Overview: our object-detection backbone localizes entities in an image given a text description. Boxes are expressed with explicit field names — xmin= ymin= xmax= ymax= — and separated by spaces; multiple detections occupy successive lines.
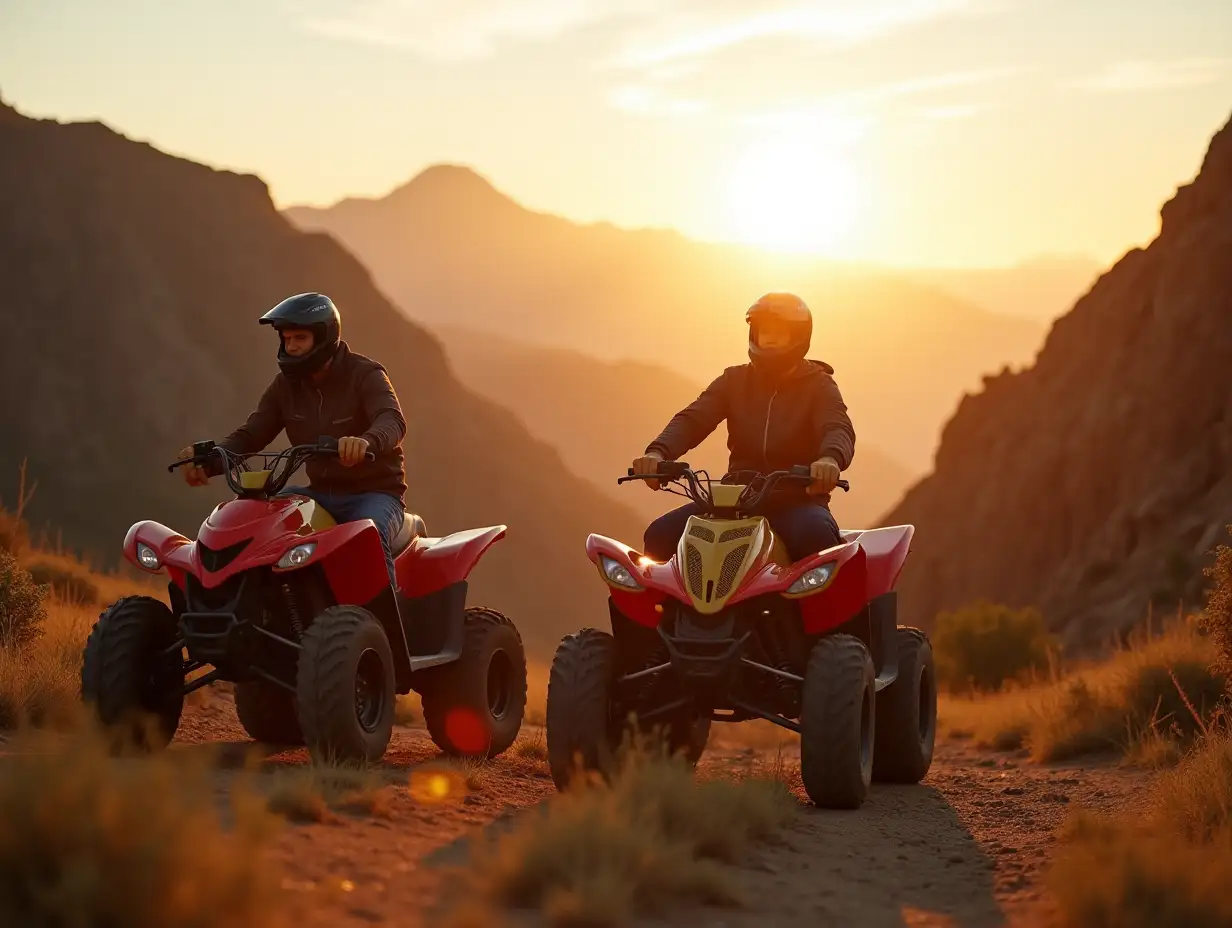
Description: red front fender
xmin=125 ymin=520 xmax=194 ymax=586
xmin=398 ymin=526 xmax=507 ymax=598
xmin=585 ymin=534 xmax=681 ymax=628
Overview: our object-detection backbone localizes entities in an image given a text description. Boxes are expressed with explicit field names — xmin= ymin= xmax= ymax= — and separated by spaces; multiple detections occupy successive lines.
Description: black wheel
xmin=545 ymin=628 xmax=620 ymax=790
xmin=800 ymin=633 xmax=876 ymax=809
xmin=642 ymin=709 xmax=711 ymax=766
xmin=80 ymin=595 xmax=185 ymax=750
xmin=296 ymin=605 xmax=395 ymax=764
xmin=421 ymin=607 xmax=527 ymax=759
xmin=234 ymin=681 xmax=304 ymax=746
xmin=872 ymin=627 xmax=937 ymax=783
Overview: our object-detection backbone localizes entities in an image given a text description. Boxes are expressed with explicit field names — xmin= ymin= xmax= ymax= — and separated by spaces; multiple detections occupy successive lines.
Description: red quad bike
xmin=545 ymin=462 xmax=936 ymax=809
xmin=80 ymin=438 xmax=528 ymax=763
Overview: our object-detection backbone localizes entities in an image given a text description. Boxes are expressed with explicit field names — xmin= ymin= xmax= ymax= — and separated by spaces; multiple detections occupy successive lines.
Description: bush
xmin=23 ymin=557 xmax=100 ymax=606
xmin=0 ymin=717 xmax=286 ymax=927
xmin=1049 ymin=732 xmax=1232 ymax=927
xmin=1200 ymin=527 xmax=1232 ymax=696
xmin=939 ymin=625 xmax=1225 ymax=762
xmin=0 ymin=509 xmax=28 ymax=556
xmin=447 ymin=740 xmax=795 ymax=926
xmin=933 ymin=600 xmax=1056 ymax=693
xmin=0 ymin=549 xmax=48 ymax=648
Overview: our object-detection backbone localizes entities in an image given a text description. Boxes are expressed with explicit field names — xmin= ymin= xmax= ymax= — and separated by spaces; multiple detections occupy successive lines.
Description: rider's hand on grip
xmin=631 ymin=452 xmax=667 ymax=490
xmin=177 ymin=445 xmax=210 ymax=488
xmin=337 ymin=436 xmax=370 ymax=467
xmin=806 ymin=456 xmax=841 ymax=496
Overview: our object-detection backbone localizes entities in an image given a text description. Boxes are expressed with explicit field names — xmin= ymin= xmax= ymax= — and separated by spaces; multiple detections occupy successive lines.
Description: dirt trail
xmin=10 ymin=697 xmax=1151 ymax=927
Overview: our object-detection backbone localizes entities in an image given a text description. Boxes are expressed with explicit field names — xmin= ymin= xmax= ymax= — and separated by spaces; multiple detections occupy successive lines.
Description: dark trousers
xmin=644 ymin=501 xmax=842 ymax=563
xmin=282 ymin=487 xmax=404 ymax=586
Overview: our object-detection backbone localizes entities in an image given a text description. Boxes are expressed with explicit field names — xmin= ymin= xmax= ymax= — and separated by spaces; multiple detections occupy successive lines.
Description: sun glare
xmin=725 ymin=138 xmax=860 ymax=254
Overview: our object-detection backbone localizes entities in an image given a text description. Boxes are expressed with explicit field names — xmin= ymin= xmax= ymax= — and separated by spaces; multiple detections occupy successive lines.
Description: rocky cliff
xmin=886 ymin=112 xmax=1232 ymax=648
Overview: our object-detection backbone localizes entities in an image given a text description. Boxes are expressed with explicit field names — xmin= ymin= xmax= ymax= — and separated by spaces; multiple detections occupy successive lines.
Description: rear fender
xmin=398 ymin=526 xmax=507 ymax=599
xmin=585 ymin=534 xmax=681 ymax=629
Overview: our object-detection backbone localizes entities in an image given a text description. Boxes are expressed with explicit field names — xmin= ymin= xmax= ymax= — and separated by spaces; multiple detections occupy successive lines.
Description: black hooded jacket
xmin=645 ymin=360 xmax=856 ymax=505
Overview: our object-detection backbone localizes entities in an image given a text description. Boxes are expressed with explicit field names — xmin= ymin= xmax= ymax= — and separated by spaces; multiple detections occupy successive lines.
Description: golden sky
xmin=3 ymin=0 xmax=1230 ymax=266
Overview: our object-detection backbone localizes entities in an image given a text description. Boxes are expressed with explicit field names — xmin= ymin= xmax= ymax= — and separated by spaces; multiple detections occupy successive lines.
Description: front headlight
xmin=277 ymin=542 xmax=317 ymax=569
xmin=135 ymin=543 xmax=161 ymax=571
xmin=786 ymin=562 xmax=836 ymax=595
xmin=600 ymin=555 xmax=643 ymax=590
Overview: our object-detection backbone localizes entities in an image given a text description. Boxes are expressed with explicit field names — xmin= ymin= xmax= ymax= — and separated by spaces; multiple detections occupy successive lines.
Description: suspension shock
xmin=281 ymin=583 xmax=304 ymax=639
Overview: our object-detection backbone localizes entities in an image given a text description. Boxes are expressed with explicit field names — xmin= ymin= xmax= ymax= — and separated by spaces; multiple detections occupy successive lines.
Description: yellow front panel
xmin=676 ymin=515 xmax=772 ymax=614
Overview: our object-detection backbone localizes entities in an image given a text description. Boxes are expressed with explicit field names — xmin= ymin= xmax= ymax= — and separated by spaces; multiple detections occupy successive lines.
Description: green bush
xmin=0 ymin=549 xmax=47 ymax=648
xmin=933 ymin=600 xmax=1055 ymax=693
xmin=23 ymin=558 xmax=100 ymax=606
xmin=1199 ymin=527 xmax=1232 ymax=697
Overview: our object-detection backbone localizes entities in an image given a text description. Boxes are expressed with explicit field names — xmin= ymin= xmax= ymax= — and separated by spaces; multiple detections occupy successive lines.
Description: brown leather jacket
xmin=646 ymin=359 xmax=855 ymax=505
xmin=216 ymin=341 xmax=407 ymax=499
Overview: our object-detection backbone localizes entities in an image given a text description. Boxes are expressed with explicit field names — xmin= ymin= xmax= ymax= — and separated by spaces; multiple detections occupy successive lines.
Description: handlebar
xmin=620 ymin=462 xmax=849 ymax=514
xmin=169 ymin=436 xmax=375 ymax=497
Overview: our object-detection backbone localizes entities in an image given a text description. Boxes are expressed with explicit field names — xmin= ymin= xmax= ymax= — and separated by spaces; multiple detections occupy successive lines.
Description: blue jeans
xmin=644 ymin=501 xmax=841 ymax=563
xmin=281 ymin=487 xmax=404 ymax=586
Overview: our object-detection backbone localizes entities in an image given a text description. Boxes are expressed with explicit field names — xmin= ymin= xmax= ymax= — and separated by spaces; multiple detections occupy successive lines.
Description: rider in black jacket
xmin=632 ymin=292 xmax=856 ymax=561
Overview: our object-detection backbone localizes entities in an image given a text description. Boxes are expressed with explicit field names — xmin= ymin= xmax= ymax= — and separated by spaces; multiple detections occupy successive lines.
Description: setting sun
xmin=725 ymin=138 xmax=861 ymax=254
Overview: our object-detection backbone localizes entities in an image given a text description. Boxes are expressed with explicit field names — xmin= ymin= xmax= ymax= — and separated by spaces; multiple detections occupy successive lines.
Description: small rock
xmin=1044 ymin=793 xmax=1071 ymax=803
xmin=977 ymin=758 xmax=997 ymax=767
xmin=1002 ymin=786 xmax=1026 ymax=796
xmin=947 ymin=854 xmax=966 ymax=864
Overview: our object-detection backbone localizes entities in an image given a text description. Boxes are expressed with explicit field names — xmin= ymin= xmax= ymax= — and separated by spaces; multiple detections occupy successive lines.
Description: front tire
xmin=234 ymin=680 xmax=305 ymax=746
xmin=872 ymin=627 xmax=936 ymax=783
xmin=80 ymin=595 xmax=185 ymax=750
xmin=421 ymin=608 xmax=528 ymax=758
xmin=800 ymin=633 xmax=876 ymax=809
xmin=545 ymin=628 xmax=619 ymax=790
xmin=296 ymin=605 xmax=396 ymax=764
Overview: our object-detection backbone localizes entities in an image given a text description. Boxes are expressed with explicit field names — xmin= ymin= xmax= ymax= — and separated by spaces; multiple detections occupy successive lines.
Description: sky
xmin=2 ymin=0 xmax=1230 ymax=267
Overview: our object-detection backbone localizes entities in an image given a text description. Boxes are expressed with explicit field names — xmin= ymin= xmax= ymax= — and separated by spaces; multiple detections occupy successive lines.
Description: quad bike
xmin=80 ymin=438 xmax=527 ymax=764
xmin=545 ymin=461 xmax=936 ymax=809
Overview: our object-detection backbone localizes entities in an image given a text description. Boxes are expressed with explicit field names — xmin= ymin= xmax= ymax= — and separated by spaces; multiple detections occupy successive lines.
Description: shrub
xmin=0 ymin=549 xmax=48 ymax=648
xmin=933 ymin=600 xmax=1056 ymax=693
xmin=1200 ymin=527 xmax=1232 ymax=696
xmin=0 ymin=717 xmax=286 ymax=927
xmin=23 ymin=557 xmax=101 ymax=606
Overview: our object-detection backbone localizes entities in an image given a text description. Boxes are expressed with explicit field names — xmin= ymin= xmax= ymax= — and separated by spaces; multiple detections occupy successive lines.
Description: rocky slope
xmin=0 ymin=95 xmax=643 ymax=653
xmin=285 ymin=168 xmax=1045 ymax=473
xmin=886 ymin=112 xmax=1232 ymax=647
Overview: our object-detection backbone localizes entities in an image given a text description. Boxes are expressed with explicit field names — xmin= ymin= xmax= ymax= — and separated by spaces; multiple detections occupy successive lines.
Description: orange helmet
xmin=746 ymin=292 xmax=812 ymax=377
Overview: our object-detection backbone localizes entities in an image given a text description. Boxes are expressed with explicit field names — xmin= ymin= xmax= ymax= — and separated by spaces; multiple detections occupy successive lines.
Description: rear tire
xmin=80 ymin=595 xmax=185 ymax=751
xmin=421 ymin=608 xmax=527 ymax=758
xmin=234 ymin=681 xmax=304 ymax=746
xmin=296 ymin=605 xmax=395 ymax=764
xmin=800 ymin=633 xmax=875 ymax=809
xmin=872 ymin=627 xmax=936 ymax=783
xmin=546 ymin=628 xmax=620 ymax=790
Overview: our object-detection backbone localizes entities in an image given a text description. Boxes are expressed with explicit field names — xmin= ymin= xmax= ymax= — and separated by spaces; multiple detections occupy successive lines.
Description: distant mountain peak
xmin=389 ymin=163 xmax=511 ymax=208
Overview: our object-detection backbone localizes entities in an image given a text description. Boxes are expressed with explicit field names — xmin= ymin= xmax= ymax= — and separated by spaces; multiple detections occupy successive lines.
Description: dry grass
xmin=1048 ymin=731 xmax=1232 ymax=927
xmin=0 ymin=715 xmax=286 ymax=926
xmin=939 ymin=623 xmax=1225 ymax=763
xmin=0 ymin=599 xmax=99 ymax=729
xmin=447 ymin=740 xmax=796 ymax=927
xmin=512 ymin=728 xmax=548 ymax=762
xmin=263 ymin=761 xmax=394 ymax=823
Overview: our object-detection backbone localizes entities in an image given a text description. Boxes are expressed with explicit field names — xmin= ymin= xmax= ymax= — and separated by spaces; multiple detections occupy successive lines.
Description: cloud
xmin=1071 ymin=58 xmax=1228 ymax=93
xmin=608 ymin=85 xmax=711 ymax=117
xmin=611 ymin=0 xmax=982 ymax=69
xmin=299 ymin=0 xmax=645 ymax=60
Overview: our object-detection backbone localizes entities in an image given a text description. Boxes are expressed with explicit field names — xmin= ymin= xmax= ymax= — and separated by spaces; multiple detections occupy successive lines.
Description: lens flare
xmin=444 ymin=707 xmax=490 ymax=755
xmin=408 ymin=766 xmax=467 ymax=803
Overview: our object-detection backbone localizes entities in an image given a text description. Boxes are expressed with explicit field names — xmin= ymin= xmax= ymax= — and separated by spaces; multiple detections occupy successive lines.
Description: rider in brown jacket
xmin=632 ymin=292 xmax=855 ymax=561
xmin=177 ymin=292 xmax=407 ymax=583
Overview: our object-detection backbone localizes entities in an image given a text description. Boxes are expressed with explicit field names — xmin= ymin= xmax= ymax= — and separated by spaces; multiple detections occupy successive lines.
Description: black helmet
xmin=746 ymin=292 xmax=812 ymax=378
xmin=259 ymin=292 xmax=341 ymax=379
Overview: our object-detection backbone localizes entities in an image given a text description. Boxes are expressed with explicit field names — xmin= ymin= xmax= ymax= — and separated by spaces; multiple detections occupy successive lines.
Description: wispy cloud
xmin=1071 ymin=58 xmax=1228 ymax=93
xmin=612 ymin=0 xmax=982 ymax=69
xmin=609 ymin=85 xmax=710 ymax=117
xmin=299 ymin=0 xmax=645 ymax=60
